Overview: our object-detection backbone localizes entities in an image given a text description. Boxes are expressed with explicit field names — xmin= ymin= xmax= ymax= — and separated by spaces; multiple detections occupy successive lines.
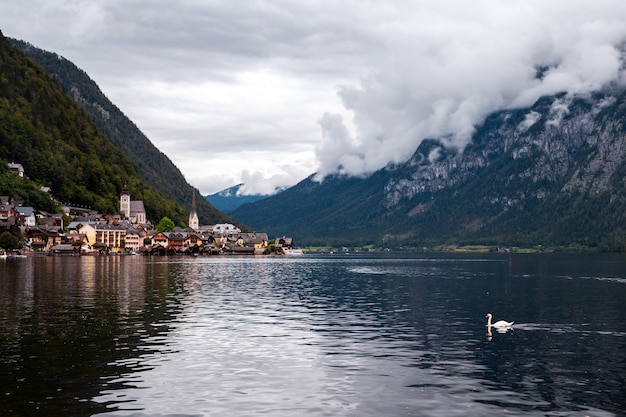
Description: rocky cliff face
xmin=384 ymin=90 xmax=626 ymax=211
xmin=233 ymin=87 xmax=626 ymax=248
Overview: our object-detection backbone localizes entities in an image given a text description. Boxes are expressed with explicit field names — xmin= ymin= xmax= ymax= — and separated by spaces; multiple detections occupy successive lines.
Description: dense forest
xmin=0 ymin=30 xmax=185 ymax=223
xmin=9 ymin=37 xmax=242 ymax=228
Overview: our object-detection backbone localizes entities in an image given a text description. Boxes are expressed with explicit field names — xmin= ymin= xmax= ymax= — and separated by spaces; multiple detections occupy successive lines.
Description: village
xmin=1 ymin=162 xmax=299 ymax=256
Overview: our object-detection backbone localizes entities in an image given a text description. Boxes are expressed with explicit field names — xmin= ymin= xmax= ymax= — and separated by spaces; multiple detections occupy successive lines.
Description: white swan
xmin=485 ymin=313 xmax=513 ymax=329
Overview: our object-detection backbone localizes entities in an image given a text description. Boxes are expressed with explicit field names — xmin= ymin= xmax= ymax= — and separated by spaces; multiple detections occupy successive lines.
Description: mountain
xmin=9 ymin=37 xmax=241 ymax=228
xmin=204 ymin=184 xmax=274 ymax=213
xmin=204 ymin=184 xmax=268 ymax=213
xmin=232 ymin=88 xmax=626 ymax=250
xmin=0 ymin=30 xmax=174 ymax=218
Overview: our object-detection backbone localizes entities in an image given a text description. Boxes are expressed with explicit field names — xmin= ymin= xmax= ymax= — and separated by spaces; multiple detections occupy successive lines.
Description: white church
xmin=189 ymin=192 xmax=199 ymax=230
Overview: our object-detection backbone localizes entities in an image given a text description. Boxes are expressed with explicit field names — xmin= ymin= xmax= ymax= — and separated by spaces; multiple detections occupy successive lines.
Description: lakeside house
xmin=1 ymin=169 xmax=293 ymax=255
xmin=14 ymin=197 xmax=286 ymax=255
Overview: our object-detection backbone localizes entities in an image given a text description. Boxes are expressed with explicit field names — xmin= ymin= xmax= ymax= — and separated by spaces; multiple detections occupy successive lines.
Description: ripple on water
xmin=6 ymin=255 xmax=618 ymax=417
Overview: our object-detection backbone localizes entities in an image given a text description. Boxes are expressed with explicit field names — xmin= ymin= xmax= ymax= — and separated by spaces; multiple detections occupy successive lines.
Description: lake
xmin=1 ymin=253 xmax=625 ymax=416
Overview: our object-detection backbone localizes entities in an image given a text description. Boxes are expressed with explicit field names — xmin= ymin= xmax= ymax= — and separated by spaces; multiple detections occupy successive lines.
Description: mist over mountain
xmin=232 ymin=86 xmax=626 ymax=250
xmin=204 ymin=184 xmax=272 ymax=213
xmin=313 ymin=5 xmax=626 ymax=182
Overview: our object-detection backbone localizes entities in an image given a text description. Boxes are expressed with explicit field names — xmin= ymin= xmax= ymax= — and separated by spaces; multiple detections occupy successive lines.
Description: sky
xmin=2 ymin=1 xmax=626 ymax=195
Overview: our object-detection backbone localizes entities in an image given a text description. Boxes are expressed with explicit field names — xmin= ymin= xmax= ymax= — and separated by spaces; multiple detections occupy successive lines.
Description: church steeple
xmin=189 ymin=191 xmax=199 ymax=230
xmin=120 ymin=184 xmax=131 ymax=219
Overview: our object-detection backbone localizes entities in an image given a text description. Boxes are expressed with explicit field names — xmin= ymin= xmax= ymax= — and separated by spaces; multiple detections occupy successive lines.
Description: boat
xmin=282 ymin=248 xmax=304 ymax=256
xmin=81 ymin=245 xmax=100 ymax=255
xmin=6 ymin=250 xmax=27 ymax=258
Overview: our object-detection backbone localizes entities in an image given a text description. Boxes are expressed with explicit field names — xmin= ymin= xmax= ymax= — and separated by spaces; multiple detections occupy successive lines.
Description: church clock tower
xmin=120 ymin=184 xmax=131 ymax=219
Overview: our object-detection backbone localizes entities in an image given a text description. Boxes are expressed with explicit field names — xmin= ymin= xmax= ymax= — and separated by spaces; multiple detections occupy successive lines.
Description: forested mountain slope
xmin=0 ymin=30 xmax=181 ymax=220
xmin=9 ymin=37 xmax=240 ymax=227
xmin=233 ymin=88 xmax=626 ymax=250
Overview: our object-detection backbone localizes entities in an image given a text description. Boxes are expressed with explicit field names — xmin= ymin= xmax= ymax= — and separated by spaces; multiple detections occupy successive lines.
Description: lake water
xmin=1 ymin=253 xmax=625 ymax=416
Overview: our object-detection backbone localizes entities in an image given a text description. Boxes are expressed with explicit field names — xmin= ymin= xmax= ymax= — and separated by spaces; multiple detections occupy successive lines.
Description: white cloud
xmin=2 ymin=1 xmax=626 ymax=193
xmin=545 ymin=97 xmax=572 ymax=128
xmin=315 ymin=1 xmax=626 ymax=179
xmin=518 ymin=111 xmax=542 ymax=133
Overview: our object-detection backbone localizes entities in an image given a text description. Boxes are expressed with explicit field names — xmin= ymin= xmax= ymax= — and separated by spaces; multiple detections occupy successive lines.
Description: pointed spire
xmin=189 ymin=190 xmax=199 ymax=230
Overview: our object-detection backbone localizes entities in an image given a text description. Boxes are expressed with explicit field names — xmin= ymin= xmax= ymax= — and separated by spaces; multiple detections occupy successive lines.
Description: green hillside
xmin=9 ymin=37 xmax=242 ymax=228
xmin=0 ymin=30 xmax=185 ymax=222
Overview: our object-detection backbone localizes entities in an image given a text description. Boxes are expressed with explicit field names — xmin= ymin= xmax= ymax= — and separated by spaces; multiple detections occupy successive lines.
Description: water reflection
xmin=1 ymin=254 xmax=626 ymax=416
xmin=97 ymin=255 xmax=626 ymax=416
xmin=0 ymin=257 xmax=181 ymax=416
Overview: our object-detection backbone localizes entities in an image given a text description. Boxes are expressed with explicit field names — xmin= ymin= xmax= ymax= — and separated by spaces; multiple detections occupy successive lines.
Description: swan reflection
xmin=485 ymin=313 xmax=514 ymax=340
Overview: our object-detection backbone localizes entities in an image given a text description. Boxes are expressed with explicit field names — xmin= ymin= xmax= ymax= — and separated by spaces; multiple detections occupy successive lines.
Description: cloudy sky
xmin=2 ymin=1 xmax=626 ymax=195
